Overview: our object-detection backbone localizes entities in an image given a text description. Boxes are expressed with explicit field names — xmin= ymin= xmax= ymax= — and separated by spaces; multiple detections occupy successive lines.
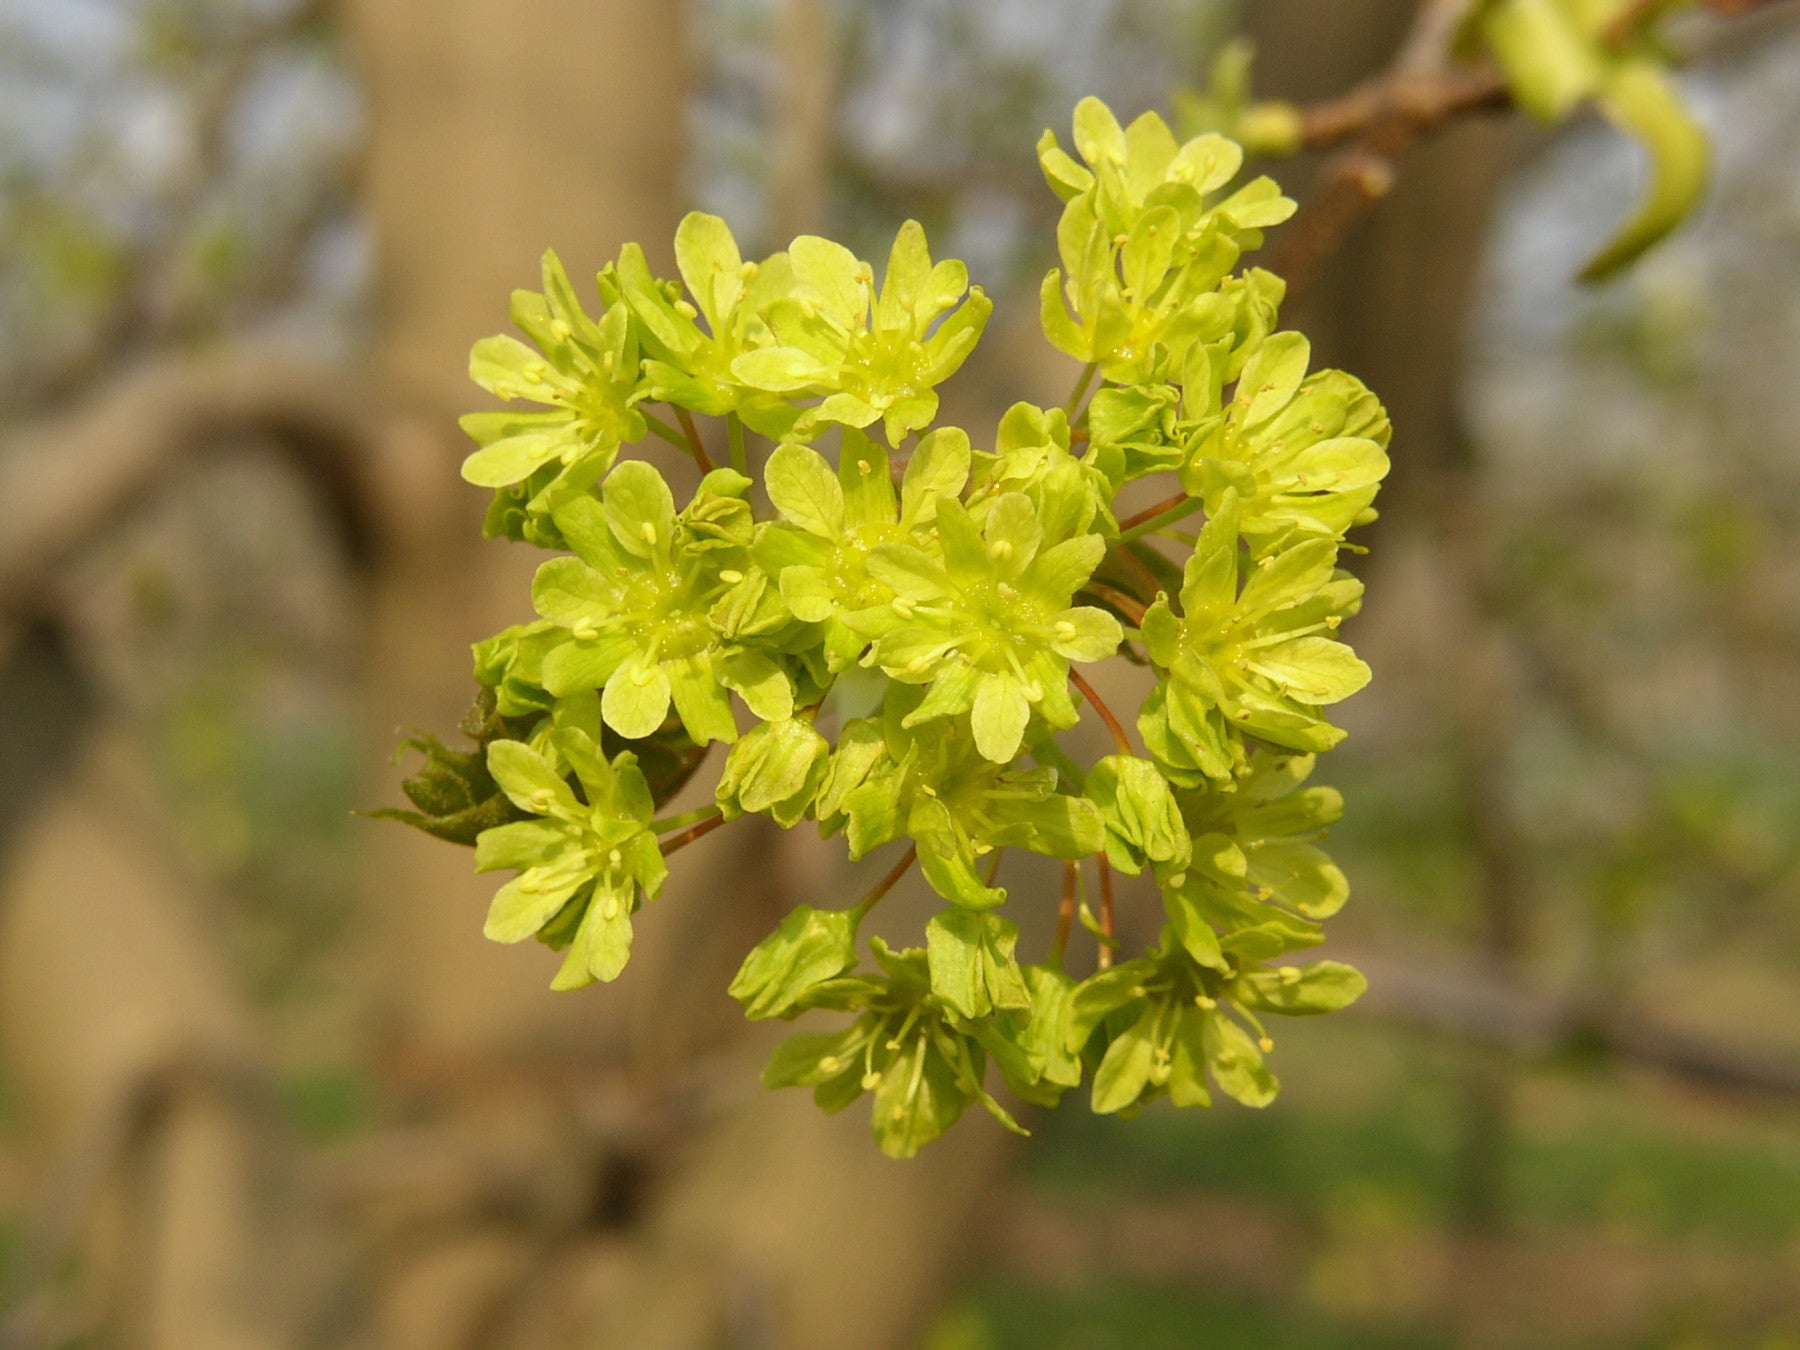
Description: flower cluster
xmin=385 ymin=96 xmax=1388 ymax=1157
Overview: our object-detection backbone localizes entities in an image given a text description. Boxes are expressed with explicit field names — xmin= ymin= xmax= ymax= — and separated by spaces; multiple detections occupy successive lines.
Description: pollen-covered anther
xmin=1055 ymin=620 xmax=1077 ymax=640
xmin=529 ymin=789 xmax=557 ymax=813
xmin=640 ymin=522 xmax=657 ymax=545
xmin=673 ymin=299 xmax=698 ymax=320
xmin=719 ymin=569 xmax=745 ymax=584
xmin=987 ymin=540 xmax=1014 ymax=562
xmin=571 ymin=618 xmax=598 ymax=641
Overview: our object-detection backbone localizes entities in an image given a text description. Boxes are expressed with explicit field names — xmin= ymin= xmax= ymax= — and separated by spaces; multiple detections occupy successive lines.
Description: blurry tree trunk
xmin=1248 ymin=0 xmax=1531 ymax=1232
xmin=342 ymin=3 xmax=1009 ymax=1347
xmin=774 ymin=0 xmax=839 ymax=243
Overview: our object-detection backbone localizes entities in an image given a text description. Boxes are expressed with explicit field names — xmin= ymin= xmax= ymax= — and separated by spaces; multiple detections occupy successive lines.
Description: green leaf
xmin=871 ymin=1036 xmax=969 ymax=1159
xmin=1091 ymin=1003 xmax=1160 ymax=1114
xmin=1581 ymin=60 xmax=1709 ymax=283
xmin=1203 ymin=1010 xmax=1278 ymax=1107
xmin=729 ymin=905 xmax=860 ymax=1019
xmin=925 ymin=908 xmax=1032 ymax=1020
xmin=716 ymin=717 xmax=829 ymax=822
xmin=1233 ymin=960 xmax=1367 ymax=1016
xmin=1480 ymin=0 xmax=1601 ymax=122
xmin=1086 ymin=755 xmax=1191 ymax=875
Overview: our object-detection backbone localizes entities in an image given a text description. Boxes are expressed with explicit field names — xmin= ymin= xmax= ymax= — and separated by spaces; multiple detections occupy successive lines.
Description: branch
xmin=1268 ymin=0 xmax=1793 ymax=298
xmin=1349 ymin=950 xmax=1800 ymax=1103
xmin=0 ymin=345 xmax=386 ymax=646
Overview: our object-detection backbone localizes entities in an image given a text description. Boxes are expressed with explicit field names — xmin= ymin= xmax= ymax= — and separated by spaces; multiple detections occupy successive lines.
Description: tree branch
xmin=1269 ymin=0 xmax=1794 ymax=299
xmin=1350 ymin=950 xmax=1800 ymax=1103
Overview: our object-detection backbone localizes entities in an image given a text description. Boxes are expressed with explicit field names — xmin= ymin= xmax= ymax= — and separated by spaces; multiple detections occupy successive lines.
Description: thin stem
xmin=981 ymin=848 xmax=1005 ymax=888
xmin=1050 ymin=861 xmax=1079 ymax=967
xmin=641 ymin=409 xmax=689 ymax=450
xmin=1070 ymin=668 xmax=1133 ymax=757
xmin=727 ymin=411 xmax=748 ymax=476
xmin=1113 ymin=544 xmax=1167 ymax=603
xmin=1064 ymin=361 xmax=1099 ymax=419
xmin=850 ymin=844 xmax=918 ymax=922
xmin=660 ymin=812 xmax=728 ymax=856
xmin=1118 ymin=495 xmax=1205 ymax=544
xmin=1097 ymin=855 xmax=1116 ymax=971
xmin=674 ymin=407 xmax=717 ymax=473
xmin=651 ymin=804 xmax=720 ymax=834
xmin=1083 ymin=581 xmax=1148 ymax=625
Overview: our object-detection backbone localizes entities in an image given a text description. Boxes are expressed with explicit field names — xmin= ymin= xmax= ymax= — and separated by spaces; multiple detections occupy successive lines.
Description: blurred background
xmin=2 ymin=1 xmax=1799 ymax=1347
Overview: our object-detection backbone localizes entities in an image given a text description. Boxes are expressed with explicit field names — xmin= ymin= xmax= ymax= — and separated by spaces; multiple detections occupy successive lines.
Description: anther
xmin=719 ymin=569 xmax=745 ymax=584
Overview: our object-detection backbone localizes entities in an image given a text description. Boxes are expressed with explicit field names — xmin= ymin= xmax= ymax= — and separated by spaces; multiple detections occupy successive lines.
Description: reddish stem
xmin=1117 ymin=492 xmax=1188 ymax=534
xmin=1069 ymin=668 xmax=1134 ymax=757
xmin=660 ymin=812 xmax=727 ymax=856
xmin=674 ymin=407 xmax=717 ymax=473
xmin=1083 ymin=582 xmax=1148 ymax=626
xmin=1051 ymin=861 xmax=1078 ymax=966
xmin=1097 ymin=856 xmax=1116 ymax=971
xmin=852 ymin=843 xmax=918 ymax=921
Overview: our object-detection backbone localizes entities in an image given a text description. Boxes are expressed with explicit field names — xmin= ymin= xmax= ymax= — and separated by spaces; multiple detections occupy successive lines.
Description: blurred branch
xmin=1271 ymin=0 xmax=1796 ymax=299
xmin=0 ymin=345 xmax=385 ymax=659
xmin=1351 ymin=949 xmax=1800 ymax=1102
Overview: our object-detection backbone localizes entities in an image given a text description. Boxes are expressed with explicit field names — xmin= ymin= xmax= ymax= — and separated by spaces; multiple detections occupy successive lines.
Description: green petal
xmin=602 ymin=657 xmax=673 ymax=739
xmin=765 ymin=443 xmax=847 ymax=538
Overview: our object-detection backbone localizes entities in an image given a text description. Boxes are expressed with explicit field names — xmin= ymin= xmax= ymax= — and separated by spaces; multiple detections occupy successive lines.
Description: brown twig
xmin=673 ymin=407 xmax=717 ymax=473
xmin=1270 ymin=0 xmax=1792 ymax=300
xmin=1051 ymin=861 xmax=1079 ymax=965
xmin=851 ymin=843 xmax=918 ymax=920
xmin=1117 ymin=492 xmax=1190 ymax=535
xmin=1082 ymin=581 xmax=1149 ymax=625
xmin=1069 ymin=668 xmax=1134 ymax=756
xmin=1296 ymin=66 xmax=1509 ymax=152
xmin=659 ymin=812 xmax=727 ymax=856
xmin=1096 ymin=856 xmax=1117 ymax=971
